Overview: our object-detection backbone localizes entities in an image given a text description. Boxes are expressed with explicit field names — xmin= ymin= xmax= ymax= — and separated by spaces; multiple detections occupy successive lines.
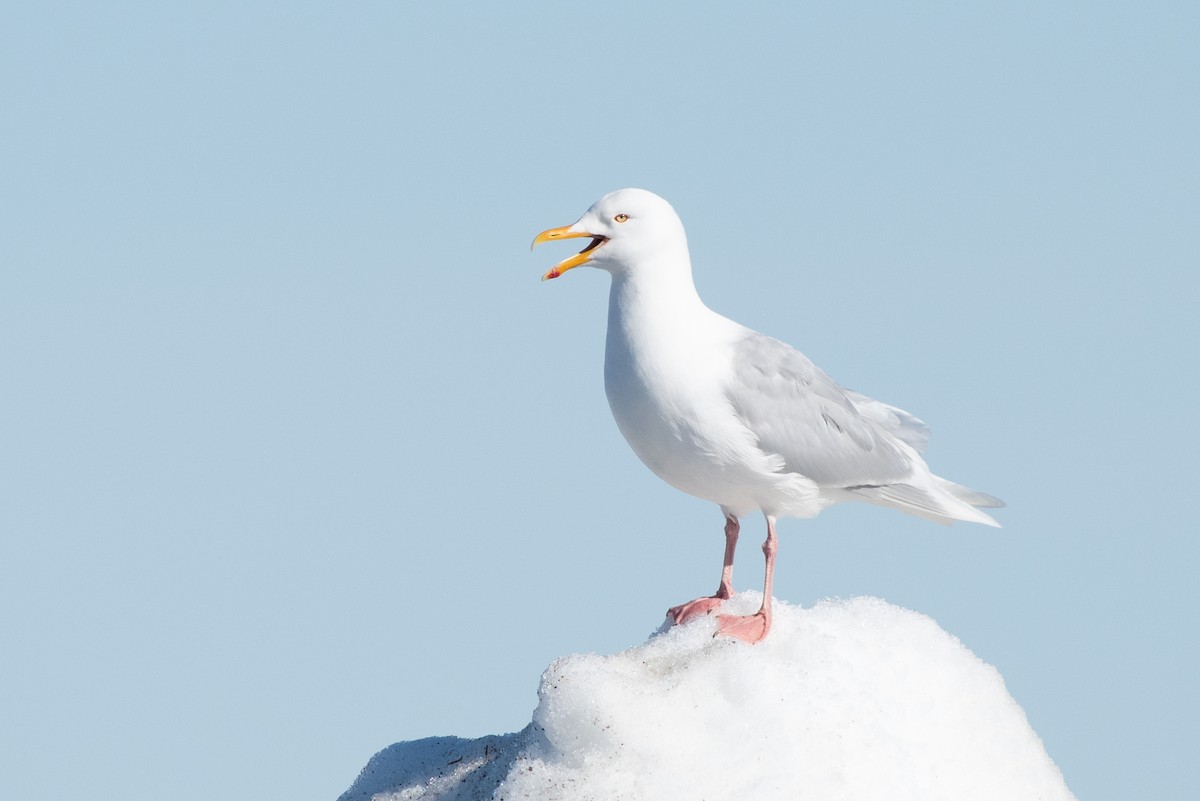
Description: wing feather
xmin=725 ymin=333 xmax=915 ymax=487
xmin=844 ymin=390 xmax=931 ymax=453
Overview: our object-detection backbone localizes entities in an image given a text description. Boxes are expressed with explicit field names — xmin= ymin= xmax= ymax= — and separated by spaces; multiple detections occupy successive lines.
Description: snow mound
xmin=341 ymin=594 xmax=1074 ymax=801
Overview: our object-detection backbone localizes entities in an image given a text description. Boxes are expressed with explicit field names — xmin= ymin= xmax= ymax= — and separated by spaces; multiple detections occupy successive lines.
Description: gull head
xmin=532 ymin=188 xmax=688 ymax=281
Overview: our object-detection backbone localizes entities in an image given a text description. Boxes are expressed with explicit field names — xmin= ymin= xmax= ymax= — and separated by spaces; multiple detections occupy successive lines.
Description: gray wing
xmin=844 ymin=390 xmax=931 ymax=453
xmin=725 ymin=333 xmax=916 ymax=487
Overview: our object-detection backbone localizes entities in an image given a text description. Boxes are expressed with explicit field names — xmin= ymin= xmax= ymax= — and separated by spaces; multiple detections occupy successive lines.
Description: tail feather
xmin=848 ymin=479 xmax=1002 ymax=527
xmin=935 ymin=477 xmax=1006 ymax=509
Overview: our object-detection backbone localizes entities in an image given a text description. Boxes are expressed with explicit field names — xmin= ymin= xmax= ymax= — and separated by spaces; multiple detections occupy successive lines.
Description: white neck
xmin=609 ymin=250 xmax=705 ymax=330
xmin=603 ymin=248 xmax=739 ymax=381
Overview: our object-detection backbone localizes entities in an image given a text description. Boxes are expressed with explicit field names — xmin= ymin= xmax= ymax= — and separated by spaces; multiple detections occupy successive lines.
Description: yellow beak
xmin=531 ymin=225 xmax=606 ymax=281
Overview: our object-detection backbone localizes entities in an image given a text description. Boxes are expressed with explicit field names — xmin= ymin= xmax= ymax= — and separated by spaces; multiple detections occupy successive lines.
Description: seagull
xmin=532 ymin=188 xmax=1002 ymax=644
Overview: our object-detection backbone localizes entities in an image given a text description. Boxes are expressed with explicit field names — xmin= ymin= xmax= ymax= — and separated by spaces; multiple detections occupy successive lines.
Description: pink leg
xmin=716 ymin=514 xmax=777 ymax=644
xmin=667 ymin=513 xmax=739 ymax=625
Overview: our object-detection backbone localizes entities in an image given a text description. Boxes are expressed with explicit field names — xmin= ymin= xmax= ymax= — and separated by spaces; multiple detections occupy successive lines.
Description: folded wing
xmin=725 ymin=333 xmax=916 ymax=487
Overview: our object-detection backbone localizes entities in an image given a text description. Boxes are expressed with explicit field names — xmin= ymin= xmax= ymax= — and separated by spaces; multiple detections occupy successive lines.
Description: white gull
xmin=533 ymin=188 xmax=1002 ymax=643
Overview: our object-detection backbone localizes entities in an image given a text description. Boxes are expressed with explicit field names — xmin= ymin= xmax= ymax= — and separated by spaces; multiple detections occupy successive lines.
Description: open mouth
xmin=579 ymin=236 xmax=608 ymax=255
xmin=532 ymin=226 xmax=609 ymax=280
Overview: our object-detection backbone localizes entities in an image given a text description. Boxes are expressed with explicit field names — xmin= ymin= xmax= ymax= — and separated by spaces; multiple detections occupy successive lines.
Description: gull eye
xmin=614 ymin=213 xmax=629 ymax=223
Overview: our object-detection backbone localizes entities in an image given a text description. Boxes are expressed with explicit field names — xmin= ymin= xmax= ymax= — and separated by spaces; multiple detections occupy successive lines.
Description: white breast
xmin=602 ymin=275 xmax=824 ymax=518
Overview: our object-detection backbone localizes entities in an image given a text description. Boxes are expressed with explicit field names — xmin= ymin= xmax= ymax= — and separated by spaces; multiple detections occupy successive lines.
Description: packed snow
xmin=341 ymin=594 xmax=1074 ymax=801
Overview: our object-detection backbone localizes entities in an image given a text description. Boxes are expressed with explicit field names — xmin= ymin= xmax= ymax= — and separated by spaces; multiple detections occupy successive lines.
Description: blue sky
xmin=1 ymin=3 xmax=1196 ymax=800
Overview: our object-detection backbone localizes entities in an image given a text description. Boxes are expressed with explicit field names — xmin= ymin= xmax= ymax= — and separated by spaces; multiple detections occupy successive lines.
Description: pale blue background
xmin=2 ymin=3 xmax=1195 ymax=800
